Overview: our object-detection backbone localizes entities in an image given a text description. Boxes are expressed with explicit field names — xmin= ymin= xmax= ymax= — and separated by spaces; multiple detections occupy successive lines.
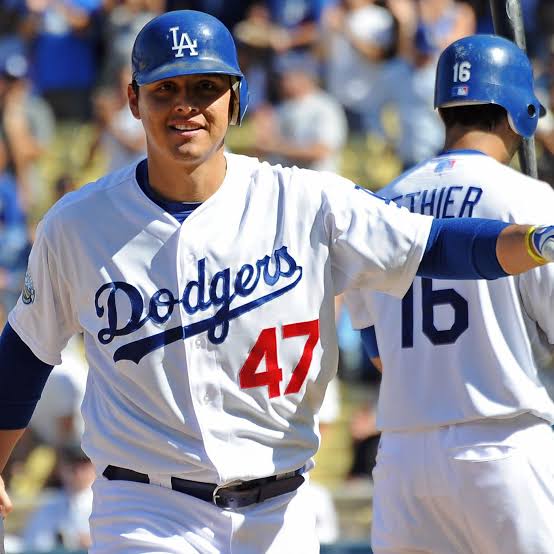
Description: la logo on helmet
xmin=169 ymin=26 xmax=198 ymax=57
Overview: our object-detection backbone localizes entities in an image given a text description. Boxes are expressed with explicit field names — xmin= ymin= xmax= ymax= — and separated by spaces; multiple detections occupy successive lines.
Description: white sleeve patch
xmin=8 ymin=220 xmax=80 ymax=365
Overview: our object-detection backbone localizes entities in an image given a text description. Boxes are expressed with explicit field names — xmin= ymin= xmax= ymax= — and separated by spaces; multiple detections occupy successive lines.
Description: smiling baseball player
xmin=346 ymin=35 xmax=554 ymax=554
xmin=1 ymin=12 xmax=554 ymax=554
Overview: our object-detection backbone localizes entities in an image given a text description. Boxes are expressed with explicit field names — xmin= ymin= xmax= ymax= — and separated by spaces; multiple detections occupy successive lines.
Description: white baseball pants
xmin=371 ymin=414 xmax=554 ymax=554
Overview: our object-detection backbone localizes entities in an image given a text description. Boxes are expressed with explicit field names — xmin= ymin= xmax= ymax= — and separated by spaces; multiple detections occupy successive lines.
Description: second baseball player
xmin=1 ymin=11 xmax=554 ymax=554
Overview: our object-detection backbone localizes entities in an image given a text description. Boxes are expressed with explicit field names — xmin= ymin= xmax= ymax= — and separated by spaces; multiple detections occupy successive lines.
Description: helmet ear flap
xmin=229 ymin=78 xmax=241 ymax=126
xmin=507 ymin=111 xmax=520 ymax=136
xmin=239 ymin=76 xmax=249 ymax=125
xmin=506 ymin=104 xmax=542 ymax=138
xmin=229 ymin=76 xmax=249 ymax=126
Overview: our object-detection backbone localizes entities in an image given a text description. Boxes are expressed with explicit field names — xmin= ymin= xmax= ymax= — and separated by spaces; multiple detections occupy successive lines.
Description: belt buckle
xmin=212 ymin=483 xmax=225 ymax=506
xmin=212 ymin=480 xmax=241 ymax=508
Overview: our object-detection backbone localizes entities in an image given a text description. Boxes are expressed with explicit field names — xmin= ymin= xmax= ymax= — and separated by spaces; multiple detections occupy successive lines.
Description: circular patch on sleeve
xmin=22 ymin=270 xmax=36 ymax=305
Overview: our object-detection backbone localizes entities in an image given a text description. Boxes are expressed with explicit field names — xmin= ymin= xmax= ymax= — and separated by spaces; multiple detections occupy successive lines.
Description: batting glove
xmin=528 ymin=225 xmax=554 ymax=264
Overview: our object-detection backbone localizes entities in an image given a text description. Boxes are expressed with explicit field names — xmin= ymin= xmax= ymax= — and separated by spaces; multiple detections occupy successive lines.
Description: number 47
xmin=239 ymin=319 xmax=320 ymax=398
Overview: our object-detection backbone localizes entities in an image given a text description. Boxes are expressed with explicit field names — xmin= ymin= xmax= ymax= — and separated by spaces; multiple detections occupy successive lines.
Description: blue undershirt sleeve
xmin=0 ymin=323 xmax=54 ymax=430
xmin=360 ymin=326 xmax=379 ymax=359
xmin=417 ymin=218 xmax=510 ymax=280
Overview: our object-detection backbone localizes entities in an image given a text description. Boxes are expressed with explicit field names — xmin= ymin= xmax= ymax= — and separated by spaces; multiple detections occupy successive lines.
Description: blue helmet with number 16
xmin=434 ymin=34 xmax=545 ymax=138
xmin=131 ymin=10 xmax=249 ymax=125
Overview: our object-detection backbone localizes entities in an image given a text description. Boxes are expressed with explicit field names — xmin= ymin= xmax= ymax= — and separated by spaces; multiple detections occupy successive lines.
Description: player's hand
xmin=0 ymin=476 xmax=13 ymax=517
xmin=530 ymin=225 xmax=554 ymax=263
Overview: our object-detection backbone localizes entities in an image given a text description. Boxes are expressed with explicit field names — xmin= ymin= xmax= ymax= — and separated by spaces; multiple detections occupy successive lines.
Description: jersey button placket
xmin=178 ymin=242 xmax=224 ymax=479
xmin=176 ymin=246 xmax=207 ymax=436
xmin=196 ymin=338 xmax=210 ymax=404
xmin=195 ymin=337 xmax=206 ymax=349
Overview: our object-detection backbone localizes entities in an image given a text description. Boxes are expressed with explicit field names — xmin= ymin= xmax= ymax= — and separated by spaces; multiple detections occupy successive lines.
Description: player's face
xmin=128 ymin=73 xmax=232 ymax=167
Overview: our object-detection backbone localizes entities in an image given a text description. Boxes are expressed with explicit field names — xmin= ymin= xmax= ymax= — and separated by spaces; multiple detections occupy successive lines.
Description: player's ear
xmin=128 ymin=82 xmax=140 ymax=120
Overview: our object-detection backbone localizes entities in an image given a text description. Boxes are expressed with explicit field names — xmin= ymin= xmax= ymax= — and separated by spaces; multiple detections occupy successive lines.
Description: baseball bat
xmin=0 ymin=517 xmax=5 ymax=554
xmin=489 ymin=0 xmax=538 ymax=178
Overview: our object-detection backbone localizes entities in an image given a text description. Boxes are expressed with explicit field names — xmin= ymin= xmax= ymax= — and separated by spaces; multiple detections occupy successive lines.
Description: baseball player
xmin=0 ymin=13 xmax=553 ymax=553
xmin=345 ymin=34 xmax=554 ymax=554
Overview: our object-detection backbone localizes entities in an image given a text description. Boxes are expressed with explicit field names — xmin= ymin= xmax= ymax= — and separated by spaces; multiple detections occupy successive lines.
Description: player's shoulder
xmin=381 ymin=152 xmax=553 ymax=204
xmin=39 ymin=161 xmax=140 ymax=233
xmin=507 ymin=168 xmax=553 ymax=193
xmin=477 ymin=160 xmax=554 ymax=213
xmin=261 ymin=158 xmax=354 ymax=190
xmin=505 ymin=167 xmax=554 ymax=197
xmin=234 ymin=153 xmax=355 ymax=194
xmin=378 ymin=157 xmax=434 ymax=197
xmin=380 ymin=151 xmax=496 ymax=192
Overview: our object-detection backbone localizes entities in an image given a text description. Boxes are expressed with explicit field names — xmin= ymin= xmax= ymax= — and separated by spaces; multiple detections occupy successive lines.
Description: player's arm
xmin=357 ymin=221 xmax=554 ymax=371
xmin=360 ymin=326 xmax=382 ymax=372
xmin=0 ymin=323 xmax=54 ymax=515
xmin=417 ymin=218 xmax=554 ymax=280
xmin=496 ymin=224 xmax=550 ymax=275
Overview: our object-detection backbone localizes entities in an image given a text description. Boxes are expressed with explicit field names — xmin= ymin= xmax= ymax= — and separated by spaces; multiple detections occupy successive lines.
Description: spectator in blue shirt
xmin=22 ymin=0 xmax=103 ymax=122
xmin=0 ymin=170 xmax=30 ymax=321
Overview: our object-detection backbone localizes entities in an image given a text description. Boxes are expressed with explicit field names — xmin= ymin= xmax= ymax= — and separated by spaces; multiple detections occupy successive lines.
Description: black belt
xmin=102 ymin=465 xmax=305 ymax=510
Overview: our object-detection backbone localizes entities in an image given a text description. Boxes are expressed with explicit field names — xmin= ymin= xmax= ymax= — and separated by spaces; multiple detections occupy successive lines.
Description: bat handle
xmin=0 ymin=517 xmax=5 ymax=554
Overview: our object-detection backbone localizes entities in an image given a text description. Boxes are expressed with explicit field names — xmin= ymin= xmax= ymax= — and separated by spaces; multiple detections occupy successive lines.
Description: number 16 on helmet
xmin=434 ymin=34 xmax=545 ymax=138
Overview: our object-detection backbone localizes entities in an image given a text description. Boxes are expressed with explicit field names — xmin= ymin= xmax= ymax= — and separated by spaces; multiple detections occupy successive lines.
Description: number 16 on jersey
xmin=402 ymin=278 xmax=468 ymax=348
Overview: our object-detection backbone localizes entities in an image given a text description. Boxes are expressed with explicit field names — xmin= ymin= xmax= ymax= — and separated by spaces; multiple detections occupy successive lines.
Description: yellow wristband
xmin=525 ymin=226 xmax=548 ymax=265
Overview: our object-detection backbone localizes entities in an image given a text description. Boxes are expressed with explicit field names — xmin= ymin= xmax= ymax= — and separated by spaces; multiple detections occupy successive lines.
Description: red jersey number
xmin=239 ymin=319 xmax=320 ymax=398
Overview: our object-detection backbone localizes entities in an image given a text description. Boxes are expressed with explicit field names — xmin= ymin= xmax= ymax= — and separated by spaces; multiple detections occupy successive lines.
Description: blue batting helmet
xmin=434 ymin=34 xmax=545 ymax=138
xmin=131 ymin=10 xmax=249 ymax=125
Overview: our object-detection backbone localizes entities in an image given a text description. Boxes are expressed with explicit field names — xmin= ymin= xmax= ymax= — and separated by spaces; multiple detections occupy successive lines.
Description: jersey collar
xmin=438 ymin=149 xmax=488 ymax=157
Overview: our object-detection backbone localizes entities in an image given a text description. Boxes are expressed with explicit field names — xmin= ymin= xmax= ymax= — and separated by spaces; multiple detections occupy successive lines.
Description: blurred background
xmin=0 ymin=0 xmax=553 ymax=552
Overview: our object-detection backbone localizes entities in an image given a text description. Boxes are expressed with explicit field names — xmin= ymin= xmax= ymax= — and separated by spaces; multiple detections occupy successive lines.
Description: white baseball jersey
xmin=345 ymin=150 xmax=554 ymax=432
xmin=9 ymin=153 xmax=432 ymax=484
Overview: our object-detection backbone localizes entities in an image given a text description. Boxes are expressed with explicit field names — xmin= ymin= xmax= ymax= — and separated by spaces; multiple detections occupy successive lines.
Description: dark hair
xmin=132 ymin=79 xmax=139 ymax=96
xmin=439 ymin=104 xmax=508 ymax=132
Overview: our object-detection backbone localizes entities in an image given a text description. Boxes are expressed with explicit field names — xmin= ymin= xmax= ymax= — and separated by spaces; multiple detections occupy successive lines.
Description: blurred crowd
xmin=1 ymin=0 xmax=553 ymax=549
